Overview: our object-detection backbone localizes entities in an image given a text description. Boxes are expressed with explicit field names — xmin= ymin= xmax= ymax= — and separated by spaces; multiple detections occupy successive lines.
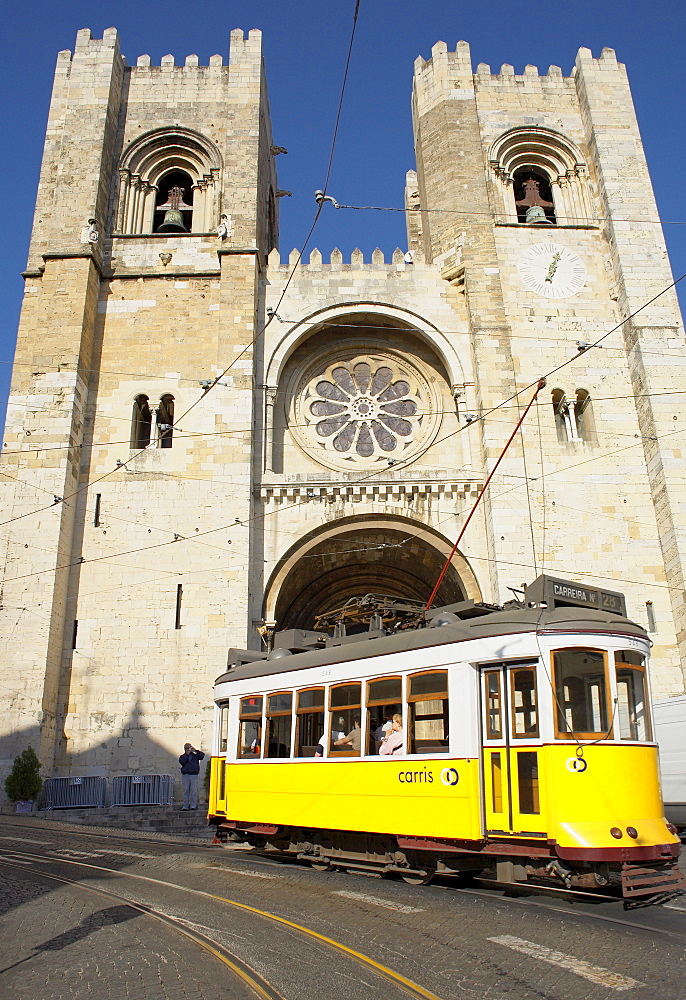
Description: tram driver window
xmin=329 ymin=683 xmax=362 ymax=756
xmin=484 ymin=670 xmax=503 ymax=739
xmin=265 ymin=692 xmax=292 ymax=757
xmin=238 ymin=696 xmax=263 ymax=758
xmin=615 ymin=651 xmax=652 ymax=741
xmin=553 ymin=649 xmax=610 ymax=738
xmin=408 ymin=671 xmax=449 ymax=754
xmin=511 ymin=667 xmax=539 ymax=738
xmin=295 ymin=688 xmax=325 ymax=757
xmin=218 ymin=702 xmax=229 ymax=753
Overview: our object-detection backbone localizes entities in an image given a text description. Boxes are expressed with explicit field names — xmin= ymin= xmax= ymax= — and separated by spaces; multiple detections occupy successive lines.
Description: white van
xmin=653 ymin=695 xmax=686 ymax=831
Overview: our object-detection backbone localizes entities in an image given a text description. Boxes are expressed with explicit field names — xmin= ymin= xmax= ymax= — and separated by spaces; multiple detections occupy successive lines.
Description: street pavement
xmin=1 ymin=816 xmax=685 ymax=1000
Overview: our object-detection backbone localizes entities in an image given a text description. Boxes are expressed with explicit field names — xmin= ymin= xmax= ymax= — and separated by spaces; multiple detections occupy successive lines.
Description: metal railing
xmin=42 ymin=776 xmax=107 ymax=810
xmin=111 ymin=774 xmax=174 ymax=807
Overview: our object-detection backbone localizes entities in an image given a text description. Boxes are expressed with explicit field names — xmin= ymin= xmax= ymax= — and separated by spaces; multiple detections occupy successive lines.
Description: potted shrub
xmin=5 ymin=747 xmax=42 ymax=812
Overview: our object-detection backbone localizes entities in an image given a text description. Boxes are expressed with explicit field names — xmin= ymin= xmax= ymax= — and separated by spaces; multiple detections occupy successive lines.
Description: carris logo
xmin=398 ymin=768 xmax=434 ymax=784
xmin=440 ymin=767 xmax=459 ymax=787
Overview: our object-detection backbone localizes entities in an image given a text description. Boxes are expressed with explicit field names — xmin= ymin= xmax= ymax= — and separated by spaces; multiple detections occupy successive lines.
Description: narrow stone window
xmin=157 ymin=395 xmax=175 ymax=448
xmin=94 ymin=494 xmax=101 ymax=528
xmin=574 ymin=388 xmax=595 ymax=442
xmin=551 ymin=388 xmax=572 ymax=442
xmin=154 ymin=171 xmax=194 ymax=233
xmin=131 ymin=394 xmax=152 ymax=448
xmin=513 ymin=167 xmax=556 ymax=224
xmin=175 ymin=584 xmax=183 ymax=629
xmin=646 ymin=601 xmax=657 ymax=633
xmin=552 ymin=388 xmax=595 ymax=443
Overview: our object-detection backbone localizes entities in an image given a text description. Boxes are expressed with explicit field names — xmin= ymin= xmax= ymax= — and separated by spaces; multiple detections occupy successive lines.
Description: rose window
xmin=298 ymin=357 xmax=426 ymax=466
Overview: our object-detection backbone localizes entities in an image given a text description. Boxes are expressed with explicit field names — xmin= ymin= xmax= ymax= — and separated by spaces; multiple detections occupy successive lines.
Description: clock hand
xmin=545 ymin=251 xmax=562 ymax=283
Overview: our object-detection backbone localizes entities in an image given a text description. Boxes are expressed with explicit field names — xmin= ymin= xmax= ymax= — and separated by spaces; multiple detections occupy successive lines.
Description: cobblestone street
xmin=1 ymin=817 xmax=685 ymax=1000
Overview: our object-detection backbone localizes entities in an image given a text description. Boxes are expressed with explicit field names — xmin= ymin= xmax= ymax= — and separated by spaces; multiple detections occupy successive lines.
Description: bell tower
xmin=410 ymin=42 xmax=686 ymax=692
xmin=0 ymin=27 xmax=279 ymax=779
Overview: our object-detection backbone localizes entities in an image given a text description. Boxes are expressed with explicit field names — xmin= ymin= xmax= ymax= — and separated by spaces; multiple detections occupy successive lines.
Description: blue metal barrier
xmin=111 ymin=774 xmax=174 ymax=807
xmin=42 ymin=776 xmax=107 ymax=810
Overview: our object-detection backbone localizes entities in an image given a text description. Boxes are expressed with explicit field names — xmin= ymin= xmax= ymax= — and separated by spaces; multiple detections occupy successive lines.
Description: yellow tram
xmin=208 ymin=576 xmax=684 ymax=900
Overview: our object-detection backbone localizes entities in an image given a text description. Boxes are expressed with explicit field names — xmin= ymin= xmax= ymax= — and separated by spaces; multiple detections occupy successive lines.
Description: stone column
xmin=264 ymin=386 xmax=277 ymax=472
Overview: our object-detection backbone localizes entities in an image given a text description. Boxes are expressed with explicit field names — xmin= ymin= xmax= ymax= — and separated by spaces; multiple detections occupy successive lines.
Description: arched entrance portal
xmin=265 ymin=519 xmax=480 ymax=631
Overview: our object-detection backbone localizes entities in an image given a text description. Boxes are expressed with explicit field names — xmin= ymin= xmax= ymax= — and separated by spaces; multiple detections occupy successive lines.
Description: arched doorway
xmin=265 ymin=518 xmax=480 ymax=630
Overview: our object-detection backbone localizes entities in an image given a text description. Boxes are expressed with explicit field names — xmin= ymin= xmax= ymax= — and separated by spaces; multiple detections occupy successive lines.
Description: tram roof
xmin=215 ymin=607 xmax=647 ymax=686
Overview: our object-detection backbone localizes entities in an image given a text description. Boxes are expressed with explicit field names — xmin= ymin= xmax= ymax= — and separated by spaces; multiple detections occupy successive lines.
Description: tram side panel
xmin=208 ymin=650 xmax=485 ymax=841
xmin=219 ymin=757 xmax=482 ymax=841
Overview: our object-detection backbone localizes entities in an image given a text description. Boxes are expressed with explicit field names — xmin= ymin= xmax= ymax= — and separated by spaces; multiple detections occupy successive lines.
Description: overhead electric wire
xmin=0 ymin=0 xmax=363 ymax=534
xmin=2 ymin=268 xmax=685 ymax=587
xmin=329 ymin=199 xmax=686 ymax=228
xmin=5 ymin=380 xmax=686 ymax=462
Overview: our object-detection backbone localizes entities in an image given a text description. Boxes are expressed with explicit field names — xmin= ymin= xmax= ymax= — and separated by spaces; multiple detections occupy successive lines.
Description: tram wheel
xmin=400 ymin=869 xmax=434 ymax=885
xmin=309 ymin=858 xmax=335 ymax=872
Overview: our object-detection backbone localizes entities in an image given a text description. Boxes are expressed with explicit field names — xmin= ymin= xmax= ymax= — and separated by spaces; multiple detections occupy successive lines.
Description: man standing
xmin=179 ymin=742 xmax=205 ymax=810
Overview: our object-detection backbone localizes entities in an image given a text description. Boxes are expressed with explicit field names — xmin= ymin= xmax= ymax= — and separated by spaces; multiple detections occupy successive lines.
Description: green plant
xmin=5 ymin=746 xmax=43 ymax=802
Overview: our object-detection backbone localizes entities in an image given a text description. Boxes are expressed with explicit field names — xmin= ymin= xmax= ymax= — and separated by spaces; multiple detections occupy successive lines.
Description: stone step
xmin=2 ymin=803 xmax=216 ymax=840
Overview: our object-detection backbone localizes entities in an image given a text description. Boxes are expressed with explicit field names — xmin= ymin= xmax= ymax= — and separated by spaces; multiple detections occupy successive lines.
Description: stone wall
xmin=1 ymin=30 xmax=684 ymax=798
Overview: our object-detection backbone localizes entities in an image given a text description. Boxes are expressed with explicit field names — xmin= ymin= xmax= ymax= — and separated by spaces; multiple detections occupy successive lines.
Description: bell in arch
xmin=515 ymin=175 xmax=555 ymax=225
xmin=157 ymin=185 xmax=192 ymax=233
xmin=524 ymin=204 xmax=549 ymax=224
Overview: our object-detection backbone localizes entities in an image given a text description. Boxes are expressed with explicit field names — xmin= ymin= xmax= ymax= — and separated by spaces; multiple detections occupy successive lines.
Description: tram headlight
xmin=666 ymin=823 xmax=678 ymax=836
xmin=626 ymin=827 xmax=638 ymax=839
xmin=610 ymin=827 xmax=623 ymax=839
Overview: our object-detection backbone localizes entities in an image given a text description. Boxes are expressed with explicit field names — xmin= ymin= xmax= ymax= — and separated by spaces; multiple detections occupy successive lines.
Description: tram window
xmin=553 ymin=649 xmax=609 ymax=738
xmin=408 ymin=671 xmax=449 ymax=754
xmin=511 ymin=667 xmax=539 ymax=738
xmin=615 ymin=651 xmax=652 ymax=741
xmin=218 ymin=702 xmax=230 ymax=752
xmin=296 ymin=688 xmax=325 ymax=757
xmin=491 ymin=752 xmax=503 ymax=812
xmin=265 ymin=691 xmax=292 ymax=758
xmin=484 ymin=671 xmax=502 ymax=739
xmin=238 ymin=695 xmax=262 ymax=758
xmin=366 ymin=676 xmax=402 ymax=754
xmin=329 ymin=683 xmax=362 ymax=756
xmin=517 ymin=751 xmax=540 ymax=814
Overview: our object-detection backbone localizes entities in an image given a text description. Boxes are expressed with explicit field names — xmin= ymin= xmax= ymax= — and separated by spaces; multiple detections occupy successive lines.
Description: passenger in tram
xmin=335 ymin=717 xmax=362 ymax=755
xmin=379 ymin=714 xmax=404 ymax=756
xmin=315 ymin=718 xmax=346 ymax=757
xmin=373 ymin=706 xmax=399 ymax=750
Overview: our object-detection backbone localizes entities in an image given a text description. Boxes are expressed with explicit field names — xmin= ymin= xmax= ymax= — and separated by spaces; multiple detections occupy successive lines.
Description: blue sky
xmin=1 ymin=0 xmax=685 ymax=430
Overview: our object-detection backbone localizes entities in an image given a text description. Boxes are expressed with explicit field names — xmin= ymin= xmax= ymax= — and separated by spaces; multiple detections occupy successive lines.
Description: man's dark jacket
xmin=179 ymin=750 xmax=205 ymax=774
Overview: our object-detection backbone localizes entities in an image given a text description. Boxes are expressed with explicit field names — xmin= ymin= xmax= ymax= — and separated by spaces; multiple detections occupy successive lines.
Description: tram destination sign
xmin=525 ymin=574 xmax=626 ymax=616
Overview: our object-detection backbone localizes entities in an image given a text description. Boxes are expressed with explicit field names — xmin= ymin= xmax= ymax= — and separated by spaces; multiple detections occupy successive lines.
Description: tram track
xmin=3 ymin=830 xmax=686 ymax=999
xmin=0 ymin=856 xmax=283 ymax=1000
xmin=0 ymin=849 xmax=445 ymax=1000
xmin=2 ymin=819 xmax=684 ymax=937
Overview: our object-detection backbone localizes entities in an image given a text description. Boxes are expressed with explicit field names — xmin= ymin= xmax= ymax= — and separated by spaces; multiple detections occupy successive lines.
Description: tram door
xmin=480 ymin=663 xmax=543 ymax=836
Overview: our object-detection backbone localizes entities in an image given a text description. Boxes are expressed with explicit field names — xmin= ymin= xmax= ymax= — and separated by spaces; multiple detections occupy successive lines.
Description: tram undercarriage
xmin=212 ymin=820 xmax=686 ymax=901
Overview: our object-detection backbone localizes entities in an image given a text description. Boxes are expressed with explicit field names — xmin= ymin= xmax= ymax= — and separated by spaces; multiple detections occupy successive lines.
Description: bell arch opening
xmin=265 ymin=520 xmax=480 ymax=631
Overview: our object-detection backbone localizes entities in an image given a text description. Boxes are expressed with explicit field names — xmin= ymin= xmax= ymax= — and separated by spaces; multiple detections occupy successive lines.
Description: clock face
xmin=518 ymin=242 xmax=587 ymax=299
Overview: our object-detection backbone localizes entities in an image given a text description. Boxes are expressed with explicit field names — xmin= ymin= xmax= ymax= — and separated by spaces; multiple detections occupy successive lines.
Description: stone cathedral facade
xmin=1 ymin=27 xmax=685 ymax=793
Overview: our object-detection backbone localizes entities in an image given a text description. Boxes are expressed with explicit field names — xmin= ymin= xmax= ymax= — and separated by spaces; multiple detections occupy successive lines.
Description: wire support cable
xmin=424 ymin=378 xmax=548 ymax=611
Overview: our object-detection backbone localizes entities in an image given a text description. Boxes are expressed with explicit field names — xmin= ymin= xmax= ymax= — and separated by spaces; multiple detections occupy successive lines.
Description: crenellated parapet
xmin=413 ymin=38 xmax=623 ymax=94
xmin=267 ymin=246 xmax=414 ymax=272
